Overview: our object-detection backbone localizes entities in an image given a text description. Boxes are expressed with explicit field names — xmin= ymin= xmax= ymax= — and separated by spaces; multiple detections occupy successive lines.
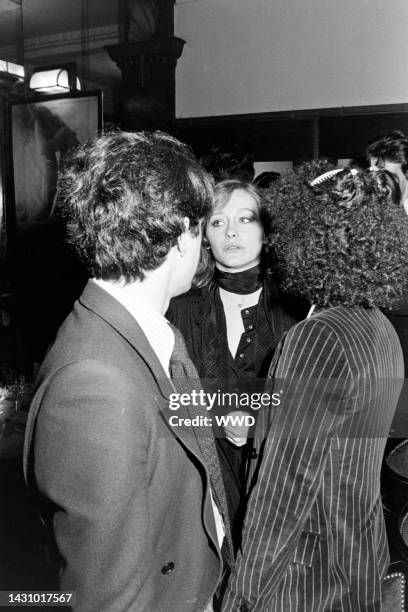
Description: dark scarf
xmin=200 ymin=266 xmax=277 ymax=382
xmin=213 ymin=265 xmax=263 ymax=295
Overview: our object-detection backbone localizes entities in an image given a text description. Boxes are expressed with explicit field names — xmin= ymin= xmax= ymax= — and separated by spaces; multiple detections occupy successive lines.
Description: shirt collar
xmin=92 ymin=278 xmax=174 ymax=375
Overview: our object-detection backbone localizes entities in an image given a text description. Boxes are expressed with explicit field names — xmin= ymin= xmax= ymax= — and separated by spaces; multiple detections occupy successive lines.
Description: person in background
xmin=222 ymin=167 xmax=408 ymax=612
xmin=23 ymin=131 xmax=232 ymax=612
xmin=366 ymin=129 xmax=408 ymax=213
xmin=167 ymin=179 xmax=307 ymax=551
xmin=367 ymin=133 xmax=408 ymax=448
xmin=200 ymin=137 xmax=255 ymax=183
xmin=253 ymin=171 xmax=281 ymax=189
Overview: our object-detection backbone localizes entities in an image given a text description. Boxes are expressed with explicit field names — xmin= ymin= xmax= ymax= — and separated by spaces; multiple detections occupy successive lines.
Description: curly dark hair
xmin=199 ymin=139 xmax=255 ymax=183
xmin=264 ymin=167 xmax=408 ymax=309
xmin=58 ymin=131 xmax=213 ymax=282
xmin=294 ymin=158 xmax=338 ymax=182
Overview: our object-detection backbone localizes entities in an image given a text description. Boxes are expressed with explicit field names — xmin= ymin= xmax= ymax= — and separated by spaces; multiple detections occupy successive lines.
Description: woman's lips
xmin=224 ymin=244 xmax=242 ymax=251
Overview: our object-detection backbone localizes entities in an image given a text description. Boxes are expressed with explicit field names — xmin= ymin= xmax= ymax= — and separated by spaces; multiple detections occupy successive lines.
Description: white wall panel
xmin=175 ymin=0 xmax=408 ymax=117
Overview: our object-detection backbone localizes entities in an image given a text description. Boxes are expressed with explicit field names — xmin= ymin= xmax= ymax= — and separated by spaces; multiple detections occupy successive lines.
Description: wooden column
xmin=107 ymin=36 xmax=184 ymax=131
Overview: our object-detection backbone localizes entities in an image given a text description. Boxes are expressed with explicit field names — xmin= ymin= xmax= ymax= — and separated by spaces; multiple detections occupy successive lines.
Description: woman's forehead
xmin=212 ymin=189 xmax=259 ymax=213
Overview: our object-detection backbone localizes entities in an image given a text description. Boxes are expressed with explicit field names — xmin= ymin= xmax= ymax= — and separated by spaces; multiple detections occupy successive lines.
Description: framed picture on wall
xmin=0 ymin=97 xmax=5 ymax=260
xmin=9 ymin=90 xmax=102 ymax=236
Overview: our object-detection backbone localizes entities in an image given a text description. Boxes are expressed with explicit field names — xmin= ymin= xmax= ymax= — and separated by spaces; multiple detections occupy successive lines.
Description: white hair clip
xmin=309 ymin=168 xmax=343 ymax=187
xmin=349 ymin=168 xmax=358 ymax=176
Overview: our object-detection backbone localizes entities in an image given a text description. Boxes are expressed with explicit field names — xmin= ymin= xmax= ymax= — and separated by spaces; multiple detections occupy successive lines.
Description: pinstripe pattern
xmin=222 ymin=305 xmax=403 ymax=611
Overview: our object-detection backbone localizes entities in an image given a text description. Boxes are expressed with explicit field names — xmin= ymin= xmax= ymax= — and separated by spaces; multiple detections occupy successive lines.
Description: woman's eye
xmin=210 ymin=218 xmax=224 ymax=227
xmin=240 ymin=216 xmax=255 ymax=223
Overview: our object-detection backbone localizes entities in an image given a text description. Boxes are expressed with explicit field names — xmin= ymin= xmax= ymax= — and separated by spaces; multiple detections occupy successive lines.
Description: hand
xmin=223 ymin=410 xmax=252 ymax=446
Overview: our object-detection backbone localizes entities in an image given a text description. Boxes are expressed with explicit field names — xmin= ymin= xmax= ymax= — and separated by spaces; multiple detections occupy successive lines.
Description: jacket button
xmin=161 ymin=561 xmax=175 ymax=574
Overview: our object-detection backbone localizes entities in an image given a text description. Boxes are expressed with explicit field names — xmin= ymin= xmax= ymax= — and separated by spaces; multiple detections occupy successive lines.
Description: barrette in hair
xmin=309 ymin=168 xmax=343 ymax=187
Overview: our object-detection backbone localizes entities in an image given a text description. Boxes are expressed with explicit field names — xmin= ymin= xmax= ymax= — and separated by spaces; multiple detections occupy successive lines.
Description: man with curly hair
xmin=23 ymin=131 xmax=232 ymax=612
xmin=222 ymin=168 xmax=408 ymax=612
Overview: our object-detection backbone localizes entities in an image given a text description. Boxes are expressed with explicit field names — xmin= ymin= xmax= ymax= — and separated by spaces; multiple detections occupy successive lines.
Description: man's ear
xmin=177 ymin=217 xmax=191 ymax=257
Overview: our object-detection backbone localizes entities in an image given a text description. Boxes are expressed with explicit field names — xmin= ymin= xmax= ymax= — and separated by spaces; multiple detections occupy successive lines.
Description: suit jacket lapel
xmin=79 ymin=281 xmax=173 ymax=394
xmin=169 ymin=328 xmax=234 ymax=565
xmin=81 ymin=282 xmax=229 ymax=559
xmin=79 ymin=281 xmax=216 ymax=471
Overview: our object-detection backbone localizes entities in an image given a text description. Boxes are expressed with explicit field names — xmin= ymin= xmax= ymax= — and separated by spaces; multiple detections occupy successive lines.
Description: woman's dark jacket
xmin=166 ymin=272 xmax=308 ymax=549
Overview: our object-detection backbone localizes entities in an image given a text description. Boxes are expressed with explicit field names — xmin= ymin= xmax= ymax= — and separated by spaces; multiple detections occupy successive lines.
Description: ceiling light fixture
xmin=0 ymin=60 xmax=25 ymax=79
xmin=0 ymin=59 xmax=25 ymax=92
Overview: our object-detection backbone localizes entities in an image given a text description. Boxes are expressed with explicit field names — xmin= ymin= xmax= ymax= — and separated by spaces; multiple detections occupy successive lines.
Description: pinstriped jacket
xmin=222 ymin=305 xmax=403 ymax=612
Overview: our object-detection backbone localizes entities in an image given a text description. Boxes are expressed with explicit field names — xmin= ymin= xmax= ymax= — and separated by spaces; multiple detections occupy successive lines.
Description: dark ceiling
xmin=0 ymin=0 xmax=122 ymax=47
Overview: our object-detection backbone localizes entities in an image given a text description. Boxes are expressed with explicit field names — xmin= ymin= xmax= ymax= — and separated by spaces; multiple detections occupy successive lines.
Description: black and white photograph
xmin=11 ymin=92 xmax=100 ymax=233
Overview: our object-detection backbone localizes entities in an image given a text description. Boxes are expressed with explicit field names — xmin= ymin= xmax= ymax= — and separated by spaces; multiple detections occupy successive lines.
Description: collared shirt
xmin=93 ymin=278 xmax=174 ymax=375
xmin=93 ymin=278 xmax=225 ymax=556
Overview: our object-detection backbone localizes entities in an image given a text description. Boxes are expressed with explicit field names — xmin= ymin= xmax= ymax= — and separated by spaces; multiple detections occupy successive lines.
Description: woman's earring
xmin=262 ymin=238 xmax=271 ymax=255
xmin=202 ymin=237 xmax=211 ymax=251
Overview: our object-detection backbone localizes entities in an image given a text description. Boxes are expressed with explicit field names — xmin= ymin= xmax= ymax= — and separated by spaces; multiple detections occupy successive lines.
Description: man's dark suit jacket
xmin=222 ymin=305 xmax=403 ymax=612
xmin=23 ymin=280 xmax=223 ymax=611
